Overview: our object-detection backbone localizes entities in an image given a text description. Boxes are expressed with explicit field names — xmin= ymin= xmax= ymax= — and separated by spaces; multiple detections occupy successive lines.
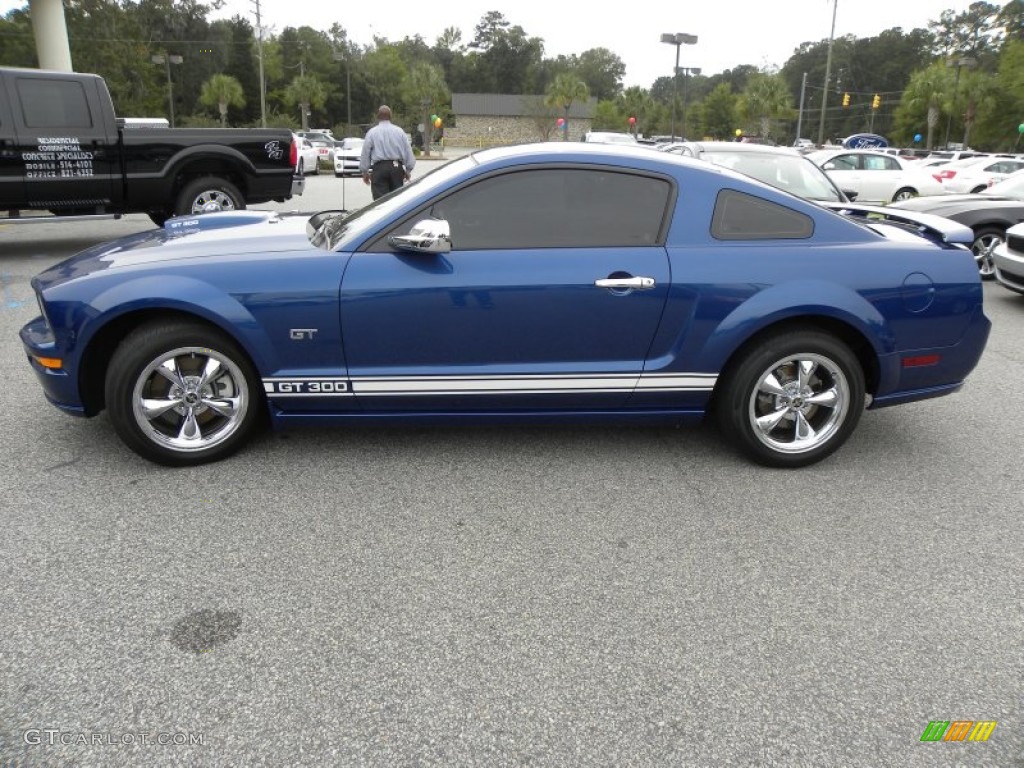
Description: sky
xmin=1 ymin=0 xmax=980 ymax=87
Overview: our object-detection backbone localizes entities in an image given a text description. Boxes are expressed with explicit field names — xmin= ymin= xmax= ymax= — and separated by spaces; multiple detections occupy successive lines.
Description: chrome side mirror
xmin=389 ymin=218 xmax=451 ymax=254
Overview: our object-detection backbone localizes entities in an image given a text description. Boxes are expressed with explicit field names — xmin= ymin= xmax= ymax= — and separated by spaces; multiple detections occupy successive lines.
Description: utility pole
xmin=817 ymin=0 xmax=838 ymax=145
xmin=250 ymin=0 xmax=267 ymax=127
xmin=796 ymin=72 xmax=807 ymax=142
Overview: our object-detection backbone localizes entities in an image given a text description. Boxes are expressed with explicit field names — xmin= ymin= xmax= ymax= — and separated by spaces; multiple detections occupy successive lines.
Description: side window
xmin=16 ymin=78 xmax=94 ymax=129
xmin=830 ymin=155 xmax=859 ymax=171
xmin=711 ymin=189 xmax=814 ymax=240
xmin=420 ymin=168 xmax=671 ymax=250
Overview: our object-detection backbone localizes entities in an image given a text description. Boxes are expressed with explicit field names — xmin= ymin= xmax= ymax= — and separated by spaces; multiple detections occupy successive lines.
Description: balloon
xmin=734 ymin=128 xmax=742 ymax=137
xmin=628 ymin=116 xmax=636 ymax=125
xmin=913 ymin=133 xmax=922 ymax=143
xmin=431 ymin=114 xmax=438 ymax=122
xmin=557 ymin=118 xmax=565 ymax=126
xmin=434 ymin=117 xmax=442 ymax=128
xmin=1018 ymin=123 xmax=1024 ymax=134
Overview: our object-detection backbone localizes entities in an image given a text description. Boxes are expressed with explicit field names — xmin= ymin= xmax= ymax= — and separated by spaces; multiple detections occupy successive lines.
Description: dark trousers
xmin=370 ymin=160 xmax=405 ymax=200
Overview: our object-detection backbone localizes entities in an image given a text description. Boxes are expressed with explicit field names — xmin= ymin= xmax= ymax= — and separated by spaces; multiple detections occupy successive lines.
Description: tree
xmin=403 ymin=63 xmax=449 ymax=157
xmin=929 ymin=2 xmax=1002 ymax=62
xmin=738 ymin=72 xmax=792 ymax=139
xmin=200 ymin=73 xmax=245 ymax=127
xmin=575 ymin=47 xmax=626 ymax=101
xmin=701 ymin=83 xmax=739 ymax=139
xmin=284 ymin=73 xmax=327 ymax=131
xmin=545 ymin=72 xmax=589 ymax=141
xmin=956 ymin=67 xmax=1000 ymax=146
xmin=899 ymin=63 xmax=954 ymax=149
xmin=618 ymin=86 xmax=654 ymax=137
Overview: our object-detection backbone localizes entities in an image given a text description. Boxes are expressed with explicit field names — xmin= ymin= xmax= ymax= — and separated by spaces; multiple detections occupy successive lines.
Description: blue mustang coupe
xmin=21 ymin=143 xmax=990 ymax=467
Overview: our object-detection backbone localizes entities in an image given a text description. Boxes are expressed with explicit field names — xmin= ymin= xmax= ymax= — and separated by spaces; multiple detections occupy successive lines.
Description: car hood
xmin=889 ymin=194 xmax=1019 ymax=215
xmin=33 ymin=210 xmax=313 ymax=292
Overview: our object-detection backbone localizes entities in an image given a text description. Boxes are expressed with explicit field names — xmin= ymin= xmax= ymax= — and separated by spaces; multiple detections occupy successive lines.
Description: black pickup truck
xmin=0 ymin=66 xmax=303 ymax=226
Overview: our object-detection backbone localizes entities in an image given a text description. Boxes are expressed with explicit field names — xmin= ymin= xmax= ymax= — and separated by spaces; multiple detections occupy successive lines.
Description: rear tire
xmin=715 ymin=330 xmax=865 ymax=468
xmin=891 ymin=187 xmax=917 ymax=202
xmin=174 ymin=177 xmax=245 ymax=217
xmin=105 ymin=321 xmax=263 ymax=466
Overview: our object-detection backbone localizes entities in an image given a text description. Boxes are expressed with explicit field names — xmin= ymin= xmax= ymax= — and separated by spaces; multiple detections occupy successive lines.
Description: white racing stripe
xmin=263 ymin=372 xmax=717 ymax=398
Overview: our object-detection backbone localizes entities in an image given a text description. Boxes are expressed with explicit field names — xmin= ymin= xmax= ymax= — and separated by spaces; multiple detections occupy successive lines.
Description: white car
xmin=333 ymin=137 xmax=365 ymax=177
xmin=992 ymin=220 xmax=1024 ymax=295
xmin=583 ymin=131 xmax=639 ymax=145
xmin=294 ymin=136 xmax=319 ymax=175
xmin=806 ymin=148 xmax=946 ymax=203
xmin=934 ymin=155 xmax=1024 ymax=193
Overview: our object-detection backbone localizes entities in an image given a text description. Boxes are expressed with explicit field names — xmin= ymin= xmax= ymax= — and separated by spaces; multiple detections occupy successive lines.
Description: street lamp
xmin=331 ymin=51 xmax=353 ymax=137
xmin=660 ymin=32 xmax=697 ymax=140
xmin=677 ymin=66 xmax=701 ymax=140
xmin=151 ymin=53 xmax=183 ymax=128
xmin=944 ymin=56 xmax=977 ymax=149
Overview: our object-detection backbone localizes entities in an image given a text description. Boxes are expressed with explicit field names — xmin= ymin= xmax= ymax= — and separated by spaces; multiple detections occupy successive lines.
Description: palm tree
xmin=545 ymin=72 xmax=589 ymax=141
xmin=738 ymin=73 xmax=792 ymax=140
xmin=619 ymin=86 xmax=654 ymax=137
xmin=903 ymin=64 xmax=953 ymax=150
xmin=284 ymin=73 xmax=327 ymax=132
xmin=955 ymin=68 xmax=998 ymax=148
xmin=199 ymin=74 xmax=245 ymax=128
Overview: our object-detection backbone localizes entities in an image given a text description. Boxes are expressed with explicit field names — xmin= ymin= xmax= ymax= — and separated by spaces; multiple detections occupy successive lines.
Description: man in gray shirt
xmin=360 ymin=105 xmax=416 ymax=200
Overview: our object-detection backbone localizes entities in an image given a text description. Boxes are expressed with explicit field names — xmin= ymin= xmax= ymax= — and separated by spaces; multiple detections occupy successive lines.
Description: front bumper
xmin=20 ymin=316 xmax=87 ymax=415
xmin=993 ymin=242 xmax=1024 ymax=295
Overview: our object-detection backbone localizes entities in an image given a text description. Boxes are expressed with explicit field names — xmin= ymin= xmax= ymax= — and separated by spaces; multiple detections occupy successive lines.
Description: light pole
xmin=151 ymin=53 xmax=183 ymax=128
xmin=816 ymin=0 xmax=838 ymax=146
xmin=677 ymin=66 xmax=701 ymax=140
xmin=660 ymin=32 xmax=697 ymax=140
xmin=331 ymin=51 xmax=353 ymax=136
xmin=944 ymin=56 xmax=977 ymax=149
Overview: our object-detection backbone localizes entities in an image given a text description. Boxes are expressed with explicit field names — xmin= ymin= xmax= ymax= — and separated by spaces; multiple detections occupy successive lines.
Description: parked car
xmin=333 ymin=137 xmax=365 ymax=177
xmin=583 ymin=131 xmax=639 ymax=145
xmin=658 ymin=141 xmax=850 ymax=202
xmin=0 ymin=66 xmax=302 ymax=227
xmin=889 ymin=169 xmax=1024 ymax=278
xmin=20 ymin=143 xmax=989 ymax=469
xmin=294 ymin=136 xmax=320 ymax=175
xmin=992 ymin=221 xmax=1024 ymax=295
xmin=806 ymin=148 xmax=947 ymax=203
xmin=931 ymin=155 xmax=1024 ymax=193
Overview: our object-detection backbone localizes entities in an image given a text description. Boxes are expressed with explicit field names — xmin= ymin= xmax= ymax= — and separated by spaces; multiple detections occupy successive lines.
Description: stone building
xmin=444 ymin=94 xmax=597 ymax=147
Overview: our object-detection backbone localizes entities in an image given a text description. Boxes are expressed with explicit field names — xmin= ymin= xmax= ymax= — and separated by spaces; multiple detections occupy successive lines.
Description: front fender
xmin=79 ymin=275 xmax=276 ymax=374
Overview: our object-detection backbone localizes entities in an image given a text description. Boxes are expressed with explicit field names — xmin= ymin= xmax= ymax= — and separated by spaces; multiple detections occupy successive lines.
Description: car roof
xmin=670 ymin=141 xmax=801 ymax=156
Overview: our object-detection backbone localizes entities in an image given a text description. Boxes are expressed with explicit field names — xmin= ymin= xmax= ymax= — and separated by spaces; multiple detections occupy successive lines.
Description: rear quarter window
xmin=711 ymin=189 xmax=814 ymax=240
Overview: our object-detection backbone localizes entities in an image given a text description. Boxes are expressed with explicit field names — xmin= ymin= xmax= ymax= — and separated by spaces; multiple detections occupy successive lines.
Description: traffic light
xmin=872 ymin=93 xmax=881 ymax=109
xmin=842 ymin=92 xmax=850 ymax=107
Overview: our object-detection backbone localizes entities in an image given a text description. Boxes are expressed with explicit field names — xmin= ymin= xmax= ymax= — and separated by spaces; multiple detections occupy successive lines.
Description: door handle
xmin=594 ymin=276 xmax=656 ymax=290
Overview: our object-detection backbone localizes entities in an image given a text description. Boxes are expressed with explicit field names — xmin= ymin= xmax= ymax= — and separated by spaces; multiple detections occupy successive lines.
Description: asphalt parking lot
xmin=0 ymin=171 xmax=1021 ymax=766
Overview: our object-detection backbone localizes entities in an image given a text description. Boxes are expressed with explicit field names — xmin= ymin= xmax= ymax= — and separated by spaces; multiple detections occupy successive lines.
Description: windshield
xmin=312 ymin=154 xmax=480 ymax=251
xmin=704 ymin=150 xmax=844 ymax=202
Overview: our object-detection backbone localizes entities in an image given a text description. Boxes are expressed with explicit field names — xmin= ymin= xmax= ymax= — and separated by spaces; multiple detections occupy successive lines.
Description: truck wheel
xmin=105 ymin=320 xmax=263 ymax=466
xmin=175 ymin=177 xmax=245 ymax=217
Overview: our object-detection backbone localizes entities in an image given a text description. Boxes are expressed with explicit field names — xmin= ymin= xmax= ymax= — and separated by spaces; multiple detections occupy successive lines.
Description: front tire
xmin=970 ymin=226 xmax=1003 ymax=280
xmin=105 ymin=321 xmax=263 ymax=466
xmin=174 ymin=177 xmax=245 ymax=217
xmin=891 ymin=187 xmax=917 ymax=202
xmin=716 ymin=330 xmax=865 ymax=468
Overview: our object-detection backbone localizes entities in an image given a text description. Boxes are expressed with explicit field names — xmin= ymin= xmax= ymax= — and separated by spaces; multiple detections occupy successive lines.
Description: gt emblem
xmin=289 ymin=328 xmax=318 ymax=340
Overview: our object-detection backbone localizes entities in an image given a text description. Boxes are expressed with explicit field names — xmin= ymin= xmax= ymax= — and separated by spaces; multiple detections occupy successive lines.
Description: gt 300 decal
xmin=263 ymin=378 xmax=352 ymax=396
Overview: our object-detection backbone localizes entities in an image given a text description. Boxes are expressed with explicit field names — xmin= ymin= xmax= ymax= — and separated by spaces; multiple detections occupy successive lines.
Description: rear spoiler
xmin=821 ymin=202 xmax=974 ymax=246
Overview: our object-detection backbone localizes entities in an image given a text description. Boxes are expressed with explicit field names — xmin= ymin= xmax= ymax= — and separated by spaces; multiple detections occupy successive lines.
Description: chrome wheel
xmin=971 ymin=229 xmax=1003 ymax=279
xmin=188 ymin=188 xmax=237 ymax=214
xmin=717 ymin=330 xmax=864 ymax=467
xmin=747 ymin=353 xmax=851 ymax=455
xmin=131 ymin=346 xmax=249 ymax=453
